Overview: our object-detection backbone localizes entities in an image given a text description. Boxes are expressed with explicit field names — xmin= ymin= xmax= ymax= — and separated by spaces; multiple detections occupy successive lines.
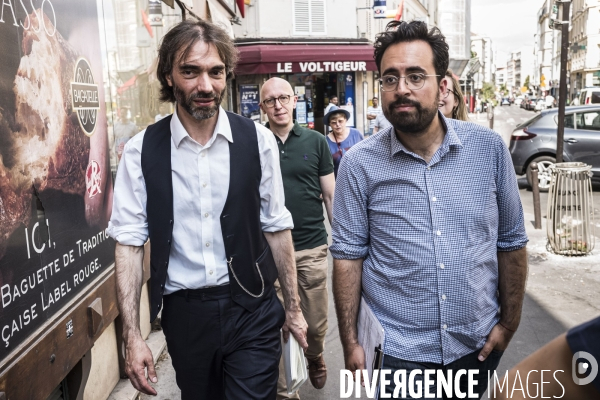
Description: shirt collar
xmin=264 ymin=121 xmax=302 ymax=137
xmin=390 ymin=111 xmax=463 ymax=157
xmin=170 ymin=106 xmax=233 ymax=148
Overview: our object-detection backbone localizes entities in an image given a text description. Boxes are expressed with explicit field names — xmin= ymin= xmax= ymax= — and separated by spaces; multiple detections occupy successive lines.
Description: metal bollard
xmin=531 ymin=162 xmax=542 ymax=229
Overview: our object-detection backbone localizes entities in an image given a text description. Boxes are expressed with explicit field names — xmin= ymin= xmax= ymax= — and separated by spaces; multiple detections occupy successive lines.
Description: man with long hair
xmin=108 ymin=19 xmax=307 ymax=399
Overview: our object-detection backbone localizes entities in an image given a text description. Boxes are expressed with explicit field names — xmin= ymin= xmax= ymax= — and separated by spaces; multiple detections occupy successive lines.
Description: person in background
xmin=366 ymin=96 xmax=382 ymax=135
xmin=260 ymin=77 xmax=336 ymax=398
xmin=114 ymin=107 xmax=137 ymax=161
xmin=492 ymin=316 xmax=600 ymax=399
xmin=155 ymin=103 xmax=169 ymax=122
xmin=324 ymin=106 xmax=363 ymax=177
xmin=373 ymin=111 xmax=392 ymax=134
xmin=324 ymin=95 xmax=338 ymax=115
xmin=439 ymin=69 xmax=469 ymax=121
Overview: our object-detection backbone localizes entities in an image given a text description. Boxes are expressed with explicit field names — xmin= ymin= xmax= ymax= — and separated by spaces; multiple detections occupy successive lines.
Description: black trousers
xmin=161 ymin=285 xmax=285 ymax=399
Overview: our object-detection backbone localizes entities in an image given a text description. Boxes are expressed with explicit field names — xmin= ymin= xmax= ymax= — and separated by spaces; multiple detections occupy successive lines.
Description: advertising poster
xmin=296 ymin=101 xmax=307 ymax=125
xmin=239 ymin=84 xmax=260 ymax=122
xmin=0 ymin=0 xmax=115 ymax=360
xmin=343 ymin=73 xmax=355 ymax=127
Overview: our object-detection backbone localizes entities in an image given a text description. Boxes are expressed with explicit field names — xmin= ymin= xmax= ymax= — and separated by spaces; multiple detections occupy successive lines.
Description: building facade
xmin=438 ymin=0 xmax=471 ymax=75
xmin=534 ymin=0 xmax=562 ymax=96
xmin=470 ymin=35 xmax=494 ymax=90
xmin=569 ymin=0 xmax=600 ymax=100
xmin=232 ymin=0 xmax=386 ymax=134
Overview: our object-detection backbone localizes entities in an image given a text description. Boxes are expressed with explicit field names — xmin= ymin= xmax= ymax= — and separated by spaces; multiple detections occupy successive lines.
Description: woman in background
xmin=440 ymin=69 xmax=469 ymax=121
xmin=324 ymin=106 xmax=363 ymax=177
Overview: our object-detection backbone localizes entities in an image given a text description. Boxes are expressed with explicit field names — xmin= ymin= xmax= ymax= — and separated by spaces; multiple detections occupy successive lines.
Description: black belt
xmin=171 ymin=284 xmax=231 ymax=301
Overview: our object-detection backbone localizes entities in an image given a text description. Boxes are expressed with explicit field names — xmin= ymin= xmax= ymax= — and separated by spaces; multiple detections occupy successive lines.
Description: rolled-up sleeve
xmin=255 ymin=123 xmax=294 ymax=232
xmin=330 ymin=150 xmax=370 ymax=259
xmin=495 ymin=136 xmax=528 ymax=251
xmin=107 ymin=131 xmax=149 ymax=246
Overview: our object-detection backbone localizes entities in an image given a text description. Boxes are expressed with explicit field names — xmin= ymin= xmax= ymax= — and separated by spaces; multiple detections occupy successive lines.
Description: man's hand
xmin=478 ymin=323 xmax=515 ymax=361
xmin=125 ymin=336 xmax=158 ymax=395
xmin=344 ymin=342 xmax=366 ymax=372
xmin=282 ymin=308 xmax=309 ymax=350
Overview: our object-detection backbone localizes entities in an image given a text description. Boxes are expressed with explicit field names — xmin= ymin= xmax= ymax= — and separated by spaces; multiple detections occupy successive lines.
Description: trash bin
xmin=546 ymin=162 xmax=595 ymax=255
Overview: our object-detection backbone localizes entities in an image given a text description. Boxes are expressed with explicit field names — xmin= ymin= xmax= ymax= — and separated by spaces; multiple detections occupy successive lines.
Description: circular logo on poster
xmin=85 ymin=160 xmax=102 ymax=198
xmin=70 ymin=58 xmax=100 ymax=136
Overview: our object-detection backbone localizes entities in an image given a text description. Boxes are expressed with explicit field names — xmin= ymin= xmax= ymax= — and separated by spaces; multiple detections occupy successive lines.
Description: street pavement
xmin=140 ymin=105 xmax=600 ymax=399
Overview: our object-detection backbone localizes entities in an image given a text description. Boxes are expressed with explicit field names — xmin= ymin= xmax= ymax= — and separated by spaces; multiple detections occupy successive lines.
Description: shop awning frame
xmin=235 ymin=42 xmax=378 ymax=75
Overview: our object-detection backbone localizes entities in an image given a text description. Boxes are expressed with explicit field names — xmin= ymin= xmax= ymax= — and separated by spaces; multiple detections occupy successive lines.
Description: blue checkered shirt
xmin=330 ymin=114 xmax=528 ymax=364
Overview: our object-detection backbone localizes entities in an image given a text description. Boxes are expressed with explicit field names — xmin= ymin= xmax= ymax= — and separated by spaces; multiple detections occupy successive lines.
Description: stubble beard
xmin=383 ymin=92 xmax=440 ymax=134
xmin=173 ymin=83 xmax=224 ymax=121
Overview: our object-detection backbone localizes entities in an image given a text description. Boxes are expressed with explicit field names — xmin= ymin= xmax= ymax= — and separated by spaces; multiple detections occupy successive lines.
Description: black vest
xmin=141 ymin=112 xmax=278 ymax=321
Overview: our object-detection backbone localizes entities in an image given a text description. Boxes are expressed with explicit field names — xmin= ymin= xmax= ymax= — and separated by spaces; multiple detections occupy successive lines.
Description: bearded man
xmin=331 ymin=21 xmax=528 ymax=399
xmin=107 ymin=19 xmax=307 ymax=399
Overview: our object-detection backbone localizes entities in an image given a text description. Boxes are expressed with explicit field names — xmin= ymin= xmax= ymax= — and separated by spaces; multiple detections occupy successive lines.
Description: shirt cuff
xmin=329 ymin=242 xmax=369 ymax=260
xmin=497 ymin=238 xmax=529 ymax=252
xmin=261 ymin=208 xmax=294 ymax=232
xmin=107 ymin=222 xmax=148 ymax=247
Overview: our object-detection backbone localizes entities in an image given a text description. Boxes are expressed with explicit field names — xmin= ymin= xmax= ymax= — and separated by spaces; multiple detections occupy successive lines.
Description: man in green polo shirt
xmin=260 ymin=77 xmax=335 ymax=398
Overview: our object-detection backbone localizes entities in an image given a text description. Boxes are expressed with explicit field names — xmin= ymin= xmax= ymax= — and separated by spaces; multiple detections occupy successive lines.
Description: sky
xmin=471 ymin=0 xmax=543 ymax=65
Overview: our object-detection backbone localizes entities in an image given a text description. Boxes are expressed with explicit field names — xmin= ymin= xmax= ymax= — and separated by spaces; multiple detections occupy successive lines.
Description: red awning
xmin=235 ymin=44 xmax=377 ymax=75
xmin=118 ymin=75 xmax=137 ymax=95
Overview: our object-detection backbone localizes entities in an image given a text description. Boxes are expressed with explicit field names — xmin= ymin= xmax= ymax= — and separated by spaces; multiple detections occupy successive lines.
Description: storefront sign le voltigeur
xmin=277 ymin=61 xmax=368 ymax=74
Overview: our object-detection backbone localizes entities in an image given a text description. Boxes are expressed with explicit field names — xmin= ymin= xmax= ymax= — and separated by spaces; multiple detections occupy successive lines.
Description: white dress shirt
xmin=107 ymin=106 xmax=294 ymax=294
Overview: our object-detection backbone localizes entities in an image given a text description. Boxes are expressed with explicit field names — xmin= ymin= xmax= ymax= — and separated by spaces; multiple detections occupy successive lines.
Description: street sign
xmin=373 ymin=0 xmax=387 ymax=19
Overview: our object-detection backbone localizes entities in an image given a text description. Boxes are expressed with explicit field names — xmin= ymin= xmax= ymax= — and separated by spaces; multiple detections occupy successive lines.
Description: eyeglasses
xmin=262 ymin=95 xmax=292 ymax=108
xmin=379 ymin=73 xmax=439 ymax=91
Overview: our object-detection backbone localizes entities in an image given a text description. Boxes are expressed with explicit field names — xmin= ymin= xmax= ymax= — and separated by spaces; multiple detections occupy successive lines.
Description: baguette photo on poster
xmin=0 ymin=0 xmax=115 ymax=361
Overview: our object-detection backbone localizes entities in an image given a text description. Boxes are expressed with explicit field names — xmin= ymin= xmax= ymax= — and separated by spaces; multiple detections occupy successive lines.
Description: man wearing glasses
xmin=331 ymin=21 xmax=528 ymax=398
xmin=260 ymin=78 xmax=336 ymax=398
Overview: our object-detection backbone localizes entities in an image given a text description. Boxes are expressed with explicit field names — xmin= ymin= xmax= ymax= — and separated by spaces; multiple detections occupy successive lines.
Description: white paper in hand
xmin=281 ymin=331 xmax=308 ymax=394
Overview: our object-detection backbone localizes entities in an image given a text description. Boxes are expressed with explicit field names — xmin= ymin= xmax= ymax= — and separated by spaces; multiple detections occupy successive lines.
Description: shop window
xmin=293 ymin=0 xmax=326 ymax=36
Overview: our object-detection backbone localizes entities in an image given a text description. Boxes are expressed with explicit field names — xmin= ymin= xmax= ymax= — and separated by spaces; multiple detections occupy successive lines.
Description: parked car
xmin=515 ymin=97 xmax=525 ymax=107
xmin=534 ymin=100 xmax=545 ymax=111
xmin=579 ymin=87 xmax=600 ymax=105
xmin=527 ymin=98 xmax=541 ymax=111
xmin=509 ymin=105 xmax=600 ymax=191
xmin=501 ymin=98 xmax=511 ymax=106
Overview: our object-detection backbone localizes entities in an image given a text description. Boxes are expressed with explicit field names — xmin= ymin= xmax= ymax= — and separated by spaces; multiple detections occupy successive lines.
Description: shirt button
xmin=443 ymin=324 xmax=448 ymax=330
xmin=209 ymin=270 xmax=213 ymax=275
xmin=442 ymin=294 xmax=447 ymax=300
xmin=281 ymin=150 xmax=285 ymax=154
xmin=202 ymin=183 xmax=207 ymax=188
xmin=205 ymin=213 xmax=209 ymax=217
xmin=206 ymin=242 xmax=210 ymax=247
xmin=201 ymin=152 xmax=206 ymax=157
xmin=436 ymin=230 xmax=441 ymax=236
xmin=440 ymin=263 xmax=445 ymax=269
xmin=432 ymin=196 xmax=437 ymax=202
xmin=427 ymin=166 xmax=431 ymax=170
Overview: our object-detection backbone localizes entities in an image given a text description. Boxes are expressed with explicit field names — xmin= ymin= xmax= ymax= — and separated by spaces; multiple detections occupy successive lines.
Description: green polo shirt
xmin=268 ymin=122 xmax=334 ymax=251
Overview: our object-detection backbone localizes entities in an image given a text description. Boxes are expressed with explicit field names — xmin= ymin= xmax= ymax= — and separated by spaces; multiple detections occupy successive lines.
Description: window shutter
xmin=293 ymin=0 xmax=310 ymax=35
xmin=293 ymin=0 xmax=326 ymax=36
xmin=310 ymin=0 xmax=326 ymax=35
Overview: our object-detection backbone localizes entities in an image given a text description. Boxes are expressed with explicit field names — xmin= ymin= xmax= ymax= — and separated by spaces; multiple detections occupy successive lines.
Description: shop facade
xmin=233 ymin=39 xmax=380 ymax=135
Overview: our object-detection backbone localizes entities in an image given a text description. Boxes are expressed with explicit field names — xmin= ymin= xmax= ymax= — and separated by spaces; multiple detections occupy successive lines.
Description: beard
xmin=383 ymin=93 xmax=439 ymax=134
xmin=173 ymin=83 xmax=224 ymax=120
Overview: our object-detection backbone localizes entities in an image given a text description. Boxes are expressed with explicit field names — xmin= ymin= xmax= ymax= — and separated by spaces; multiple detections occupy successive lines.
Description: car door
xmin=564 ymin=110 xmax=600 ymax=176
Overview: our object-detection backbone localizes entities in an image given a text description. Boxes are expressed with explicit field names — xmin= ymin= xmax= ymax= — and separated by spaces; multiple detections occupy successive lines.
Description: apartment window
xmin=293 ymin=0 xmax=326 ymax=36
